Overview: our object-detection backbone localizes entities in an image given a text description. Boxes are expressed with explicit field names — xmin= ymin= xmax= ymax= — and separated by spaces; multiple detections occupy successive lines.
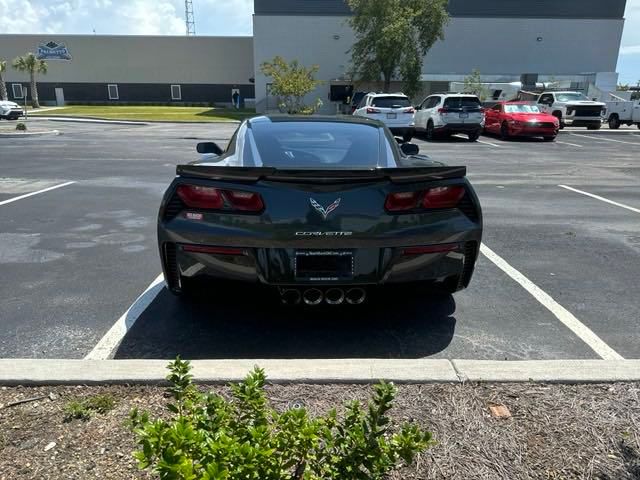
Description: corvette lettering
xmin=295 ymin=232 xmax=353 ymax=236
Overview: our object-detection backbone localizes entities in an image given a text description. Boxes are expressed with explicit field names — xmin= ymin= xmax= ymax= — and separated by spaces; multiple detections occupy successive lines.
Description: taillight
xmin=176 ymin=184 xmax=264 ymax=212
xmin=438 ymin=108 xmax=450 ymax=114
xmin=384 ymin=191 xmax=420 ymax=212
xmin=367 ymin=107 xmax=381 ymax=114
xmin=403 ymin=244 xmax=460 ymax=255
xmin=182 ymin=244 xmax=246 ymax=256
xmin=177 ymin=185 xmax=223 ymax=210
xmin=225 ymin=190 xmax=264 ymax=211
xmin=385 ymin=186 xmax=466 ymax=213
xmin=422 ymin=186 xmax=465 ymax=209
xmin=404 ymin=107 xmax=416 ymax=114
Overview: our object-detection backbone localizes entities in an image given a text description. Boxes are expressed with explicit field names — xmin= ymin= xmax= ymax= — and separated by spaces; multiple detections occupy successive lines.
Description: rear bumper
xmin=509 ymin=125 xmax=558 ymax=137
xmin=160 ymin=240 xmax=480 ymax=292
xmin=435 ymin=123 xmax=483 ymax=134
xmin=564 ymin=117 xmax=603 ymax=127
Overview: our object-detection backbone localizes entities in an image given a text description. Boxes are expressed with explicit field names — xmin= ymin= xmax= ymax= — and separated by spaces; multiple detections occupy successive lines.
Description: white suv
xmin=353 ymin=93 xmax=415 ymax=141
xmin=414 ymin=93 xmax=484 ymax=141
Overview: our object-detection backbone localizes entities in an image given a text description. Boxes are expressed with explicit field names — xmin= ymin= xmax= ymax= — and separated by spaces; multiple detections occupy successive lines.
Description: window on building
xmin=12 ymin=84 xmax=24 ymax=99
xmin=171 ymin=85 xmax=182 ymax=101
xmin=107 ymin=84 xmax=119 ymax=100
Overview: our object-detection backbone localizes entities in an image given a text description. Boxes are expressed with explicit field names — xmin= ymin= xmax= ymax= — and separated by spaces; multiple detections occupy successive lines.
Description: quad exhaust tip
xmin=303 ymin=288 xmax=324 ymax=306
xmin=325 ymin=288 xmax=345 ymax=305
xmin=346 ymin=288 xmax=367 ymax=305
xmin=281 ymin=289 xmax=301 ymax=306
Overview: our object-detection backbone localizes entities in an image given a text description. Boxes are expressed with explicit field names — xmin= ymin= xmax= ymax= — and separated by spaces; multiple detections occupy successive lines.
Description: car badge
xmin=310 ymin=198 xmax=341 ymax=220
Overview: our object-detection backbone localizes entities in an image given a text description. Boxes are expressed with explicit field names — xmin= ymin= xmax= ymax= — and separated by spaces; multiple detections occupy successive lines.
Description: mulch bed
xmin=1 ymin=382 xmax=639 ymax=479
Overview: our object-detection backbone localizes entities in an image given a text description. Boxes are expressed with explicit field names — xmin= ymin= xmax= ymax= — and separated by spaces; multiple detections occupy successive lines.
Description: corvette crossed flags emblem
xmin=310 ymin=198 xmax=341 ymax=220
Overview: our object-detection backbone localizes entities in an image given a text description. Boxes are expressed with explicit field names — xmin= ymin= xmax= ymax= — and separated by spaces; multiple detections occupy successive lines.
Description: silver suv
xmin=353 ymin=93 xmax=415 ymax=141
xmin=415 ymin=93 xmax=484 ymax=141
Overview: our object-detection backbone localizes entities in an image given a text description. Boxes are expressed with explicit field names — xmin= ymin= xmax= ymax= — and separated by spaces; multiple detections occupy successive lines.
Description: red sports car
xmin=484 ymin=101 xmax=559 ymax=141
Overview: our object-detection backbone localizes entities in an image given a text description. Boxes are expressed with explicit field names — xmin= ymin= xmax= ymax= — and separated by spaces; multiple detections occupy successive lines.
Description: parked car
xmin=0 ymin=101 xmax=24 ymax=120
xmin=158 ymin=116 xmax=482 ymax=304
xmin=605 ymin=99 xmax=640 ymax=129
xmin=536 ymin=91 xmax=606 ymax=130
xmin=353 ymin=93 xmax=415 ymax=141
xmin=484 ymin=101 xmax=559 ymax=141
xmin=414 ymin=93 xmax=484 ymax=141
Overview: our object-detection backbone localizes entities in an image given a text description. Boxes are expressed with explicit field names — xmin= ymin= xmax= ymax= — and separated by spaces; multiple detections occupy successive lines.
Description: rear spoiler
xmin=176 ymin=165 xmax=467 ymax=184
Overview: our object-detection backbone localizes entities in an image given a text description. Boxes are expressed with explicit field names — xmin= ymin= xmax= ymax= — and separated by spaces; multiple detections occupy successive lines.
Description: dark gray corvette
xmin=158 ymin=115 xmax=482 ymax=305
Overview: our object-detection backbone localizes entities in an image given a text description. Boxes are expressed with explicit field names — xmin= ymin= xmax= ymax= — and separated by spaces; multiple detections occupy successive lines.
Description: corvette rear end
xmin=158 ymin=116 xmax=482 ymax=305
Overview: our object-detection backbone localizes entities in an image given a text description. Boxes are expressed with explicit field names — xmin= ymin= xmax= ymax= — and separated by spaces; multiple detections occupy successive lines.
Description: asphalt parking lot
xmin=1 ymin=119 xmax=639 ymax=361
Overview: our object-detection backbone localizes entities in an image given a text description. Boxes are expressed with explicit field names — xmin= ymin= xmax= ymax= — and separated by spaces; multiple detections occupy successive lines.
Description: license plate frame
xmin=459 ymin=113 xmax=469 ymax=119
xmin=387 ymin=113 xmax=397 ymax=119
xmin=295 ymin=251 xmax=354 ymax=282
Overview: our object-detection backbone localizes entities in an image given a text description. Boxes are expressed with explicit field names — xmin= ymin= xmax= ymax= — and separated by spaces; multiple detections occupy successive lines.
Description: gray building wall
xmin=253 ymin=15 xmax=625 ymax=112
xmin=0 ymin=35 xmax=255 ymax=104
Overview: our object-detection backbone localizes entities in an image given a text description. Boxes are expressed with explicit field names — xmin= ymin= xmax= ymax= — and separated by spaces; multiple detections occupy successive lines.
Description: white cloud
xmin=620 ymin=45 xmax=640 ymax=55
xmin=0 ymin=0 xmax=254 ymax=35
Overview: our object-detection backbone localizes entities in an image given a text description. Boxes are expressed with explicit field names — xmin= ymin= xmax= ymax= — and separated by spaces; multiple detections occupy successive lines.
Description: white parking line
xmin=570 ymin=133 xmax=640 ymax=146
xmin=476 ymin=139 xmax=503 ymax=147
xmin=480 ymin=243 xmax=624 ymax=360
xmin=0 ymin=181 xmax=76 ymax=207
xmin=558 ymin=185 xmax=640 ymax=214
xmin=555 ymin=141 xmax=583 ymax=148
xmin=85 ymin=273 xmax=165 ymax=360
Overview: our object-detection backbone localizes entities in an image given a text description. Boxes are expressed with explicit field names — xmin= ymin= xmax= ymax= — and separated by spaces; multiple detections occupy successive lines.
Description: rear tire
xmin=637 ymin=123 xmax=640 ymax=130
xmin=500 ymin=122 xmax=510 ymax=140
xmin=426 ymin=121 xmax=435 ymax=141
xmin=608 ymin=116 xmax=621 ymax=129
xmin=468 ymin=131 xmax=480 ymax=142
xmin=402 ymin=132 xmax=413 ymax=142
xmin=543 ymin=136 xmax=556 ymax=142
xmin=587 ymin=123 xmax=601 ymax=130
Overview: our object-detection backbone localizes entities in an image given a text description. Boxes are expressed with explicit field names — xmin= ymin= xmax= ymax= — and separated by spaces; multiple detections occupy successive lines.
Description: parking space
xmin=0 ymin=119 xmax=638 ymax=361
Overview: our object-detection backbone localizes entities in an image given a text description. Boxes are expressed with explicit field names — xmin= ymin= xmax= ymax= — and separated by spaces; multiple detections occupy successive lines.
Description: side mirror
xmin=400 ymin=142 xmax=420 ymax=156
xmin=196 ymin=142 xmax=223 ymax=155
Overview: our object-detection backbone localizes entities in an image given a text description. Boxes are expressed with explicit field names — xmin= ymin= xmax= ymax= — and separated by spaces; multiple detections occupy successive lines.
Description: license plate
xmin=459 ymin=113 xmax=469 ymax=119
xmin=387 ymin=113 xmax=397 ymax=119
xmin=295 ymin=251 xmax=354 ymax=281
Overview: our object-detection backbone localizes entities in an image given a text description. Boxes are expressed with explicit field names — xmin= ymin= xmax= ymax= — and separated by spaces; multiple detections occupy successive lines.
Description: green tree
xmin=347 ymin=0 xmax=449 ymax=97
xmin=463 ymin=69 xmax=489 ymax=100
xmin=261 ymin=56 xmax=323 ymax=114
xmin=12 ymin=53 xmax=47 ymax=108
xmin=0 ymin=60 xmax=8 ymax=101
xmin=617 ymin=83 xmax=629 ymax=91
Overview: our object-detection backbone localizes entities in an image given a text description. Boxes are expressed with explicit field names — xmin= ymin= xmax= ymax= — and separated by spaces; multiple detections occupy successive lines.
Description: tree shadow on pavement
xmin=114 ymin=283 xmax=457 ymax=360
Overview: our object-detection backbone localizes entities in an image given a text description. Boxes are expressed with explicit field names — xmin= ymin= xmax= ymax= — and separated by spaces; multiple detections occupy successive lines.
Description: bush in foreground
xmin=15 ymin=122 xmax=26 ymax=131
xmin=129 ymin=358 xmax=433 ymax=479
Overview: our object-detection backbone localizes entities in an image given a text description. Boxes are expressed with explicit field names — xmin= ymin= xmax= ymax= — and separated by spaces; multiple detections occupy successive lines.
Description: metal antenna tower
xmin=185 ymin=0 xmax=196 ymax=36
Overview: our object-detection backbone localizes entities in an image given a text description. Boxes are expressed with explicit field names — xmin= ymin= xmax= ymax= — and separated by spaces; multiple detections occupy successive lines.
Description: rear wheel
xmin=608 ymin=115 xmax=621 ymax=129
xmin=468 ymin=131 xmax=480 ymax=142
xmin=402 ymin=132 xmax=413 ymax=142
xmin=426 ymin=121 xmax=435 ymax=140
xmin=637 ymin=124 xmax=640 ymax=130
xmin=500 ymin=122 xmax=510 ymax=140
xmin=543 ymin=136 xmax=556 ymax=142
xmin=587 ymin=123 xmax=601 ymax=130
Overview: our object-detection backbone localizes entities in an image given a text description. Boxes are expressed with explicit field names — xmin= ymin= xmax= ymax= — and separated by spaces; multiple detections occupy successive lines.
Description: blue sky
xmin=0 ymin=0 xmax=638 ymax=84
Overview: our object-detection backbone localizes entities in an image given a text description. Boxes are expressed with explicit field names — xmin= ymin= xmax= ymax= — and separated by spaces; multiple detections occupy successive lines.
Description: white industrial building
xmin=0 ymin=0 xmax=627 ymax=112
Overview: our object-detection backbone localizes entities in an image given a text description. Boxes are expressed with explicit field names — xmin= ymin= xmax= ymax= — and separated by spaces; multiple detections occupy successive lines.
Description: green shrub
xmin=15 ymin=122 xmax=27 ymax=131
xmin=129 ymin=358 xmax=433 ymax=480
xmin=64 ymin=394 xmax=117 ymax=421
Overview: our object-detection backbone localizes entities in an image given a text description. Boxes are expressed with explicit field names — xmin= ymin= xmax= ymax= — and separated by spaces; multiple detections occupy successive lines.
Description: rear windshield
xmin=444 ymin=97 xmax=481 ymax=109
xmin=248 ymin=121 xmax=384 ymax=169
xmin=371 ymin=97 xmax=411 ymax=108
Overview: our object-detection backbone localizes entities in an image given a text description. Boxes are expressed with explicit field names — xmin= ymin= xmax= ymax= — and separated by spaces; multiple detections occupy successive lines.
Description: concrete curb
xmin=30 ymin=116 xmax=242 ymax=125
xmin=0 ymin=130 xmax=60 ymax=138
xmin=31 ymin=116 xmax=149 ymax=126
xmin=1 ymin=359 xmax=639 ymax=386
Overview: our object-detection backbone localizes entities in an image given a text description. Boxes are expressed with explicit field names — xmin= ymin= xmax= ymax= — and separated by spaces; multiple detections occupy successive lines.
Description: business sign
xmin=37 ymin=41 xmax=72 ymax=61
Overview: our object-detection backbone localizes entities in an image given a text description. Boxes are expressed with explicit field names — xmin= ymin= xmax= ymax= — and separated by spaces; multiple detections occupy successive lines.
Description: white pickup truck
xmin=535 ymin=91 xmax=606 ymax=130
xmin=605 ymin=98 xmax=640 ymax=129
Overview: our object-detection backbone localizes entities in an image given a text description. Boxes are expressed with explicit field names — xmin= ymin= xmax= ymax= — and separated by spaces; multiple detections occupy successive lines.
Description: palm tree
xmin=0 ymin=60 xmax=7 ymax=101
xmin=12 ymin=53 xmax=48 ymax=108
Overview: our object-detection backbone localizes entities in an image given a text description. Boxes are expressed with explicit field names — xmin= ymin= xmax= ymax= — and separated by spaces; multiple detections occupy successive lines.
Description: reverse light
xmin=367 ymin=107 xmax=381 ymax=114
xmin=182 ymin=244 xmax=246 ymax=256
xmin=176 ymin=184 xmax=264 ymax=212
xmin=385 ymin=186 xmax=466 ymax=213
xmin=402 ymin=244 xmax=460 ymax=256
